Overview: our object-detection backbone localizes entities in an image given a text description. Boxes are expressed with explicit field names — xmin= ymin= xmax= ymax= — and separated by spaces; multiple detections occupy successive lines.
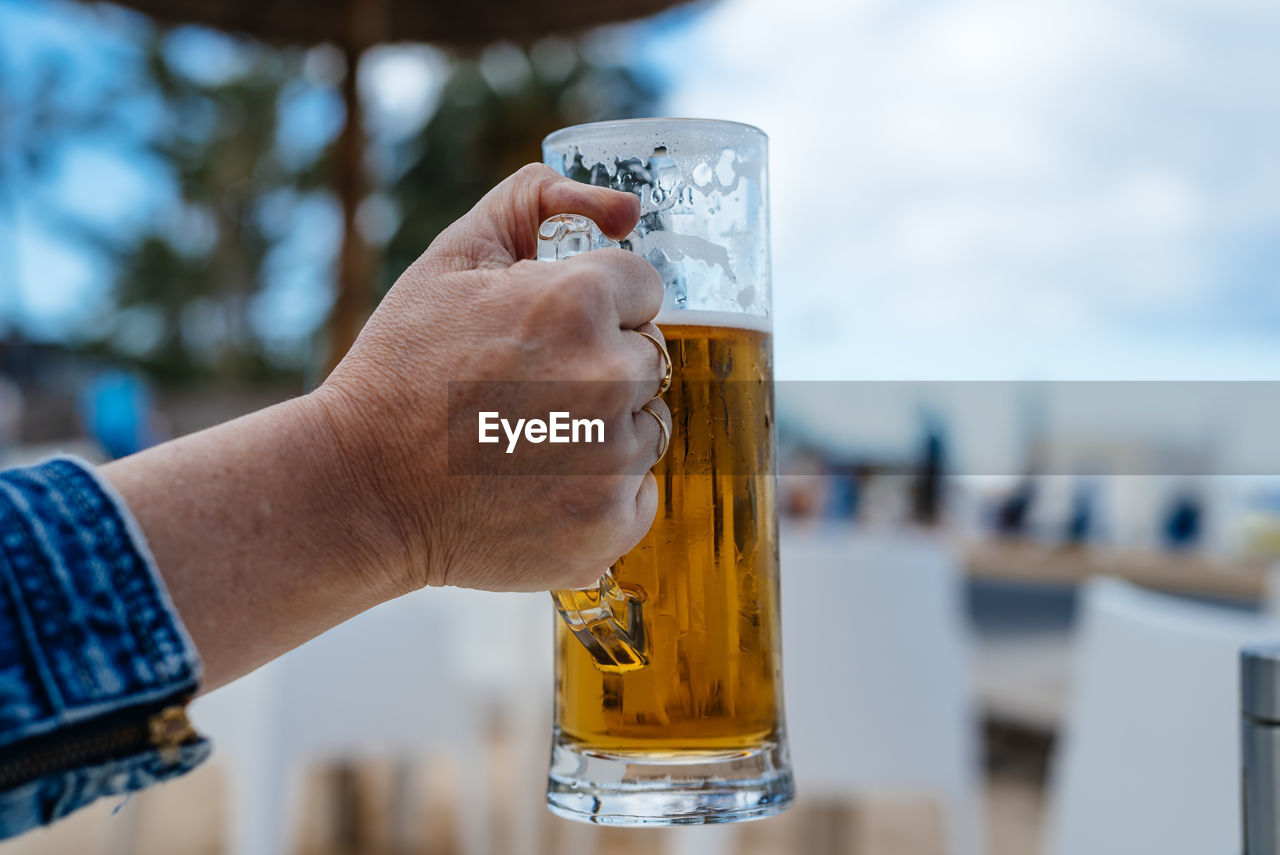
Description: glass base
xmin=546 ymin=736 xmax=795 ymax=826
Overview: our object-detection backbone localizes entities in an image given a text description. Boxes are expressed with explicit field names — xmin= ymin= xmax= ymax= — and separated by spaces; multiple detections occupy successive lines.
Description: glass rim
xmin=543 ymin=117 xmax=767 ymax=148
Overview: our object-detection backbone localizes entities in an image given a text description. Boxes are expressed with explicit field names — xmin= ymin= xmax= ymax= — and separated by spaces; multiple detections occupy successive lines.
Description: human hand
xmin=314 ymin=164 xmax=672 ymax=594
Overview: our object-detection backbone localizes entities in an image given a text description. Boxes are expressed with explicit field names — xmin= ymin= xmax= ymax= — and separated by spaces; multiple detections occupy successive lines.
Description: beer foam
xmin=655 ymin=308 xmax=772 ymax=333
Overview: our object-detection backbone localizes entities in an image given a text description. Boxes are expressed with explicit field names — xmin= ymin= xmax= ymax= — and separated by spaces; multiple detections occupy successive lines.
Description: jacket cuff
xmin=0 ymin=456 xmax=203 ymax=744
xmin=0 ymin=456 xmax=209 ymax=839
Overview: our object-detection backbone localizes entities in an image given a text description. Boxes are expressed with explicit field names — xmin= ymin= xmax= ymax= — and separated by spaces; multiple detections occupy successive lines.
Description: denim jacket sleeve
xmin=0 ymin=456 xmax=209 ymax=840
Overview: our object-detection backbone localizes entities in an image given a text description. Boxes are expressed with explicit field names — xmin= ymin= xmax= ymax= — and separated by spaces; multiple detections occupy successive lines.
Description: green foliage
xmin=380 ymin=44 xmax=660 ymax=295
xmin=5 ymin=19 xmax=660 ymax=388
xmin=93 ymin=36 xmax=328 ymax=387
xmin=0 ymin=24 xmax=134 ymax=341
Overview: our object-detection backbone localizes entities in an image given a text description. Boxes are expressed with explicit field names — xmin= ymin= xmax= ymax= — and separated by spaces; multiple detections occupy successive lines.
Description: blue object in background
xmin=1065 ymin=478 xmax=1098 ymax=545
xmin=79 ymin=371 xmax=156 ymax=460
xmin=1164 ymin=491 xmax=1203 ymax=550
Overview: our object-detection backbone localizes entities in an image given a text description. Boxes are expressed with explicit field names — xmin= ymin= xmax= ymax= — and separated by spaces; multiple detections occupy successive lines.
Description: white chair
xmin=441 ymin=587 xmax=555 ymax=855
xmin=1044 ymin=577 xmax=1280 ymax=855
xmin=190 ymin=588 xmax=491 ymax=855
xmin=779 ymin=525 xmax=985 ymax=855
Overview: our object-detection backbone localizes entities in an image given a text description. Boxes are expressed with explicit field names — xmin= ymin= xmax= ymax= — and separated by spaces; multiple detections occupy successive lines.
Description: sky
xmin=640 ymin=0 xmax=1280 ymax=381
xmin=1 ymin=0 xmax=1278 ymax=383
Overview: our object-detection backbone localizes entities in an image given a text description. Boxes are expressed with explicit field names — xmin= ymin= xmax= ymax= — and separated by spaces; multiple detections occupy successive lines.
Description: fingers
xmin=463 ymin=164 xmax=641 ymax=265
xmin=552 ymin=470 xmax=658 ymax=591
xmin=604 ymin=251 xmax=664 ymax=330
xmin=545 ymin=391 xmax=668 ymax=587
xmin=628 ymin=471 xmax=659 ymax=548
xmin=549 ymin=248 xmax=663 ymax=331
xmin=622 ymin=322 xmax=671 ymax=404
xmin=590 ymin=471 xmax=661 ymax=586
xmin=634 ymin=396 xmax=672 ymax=469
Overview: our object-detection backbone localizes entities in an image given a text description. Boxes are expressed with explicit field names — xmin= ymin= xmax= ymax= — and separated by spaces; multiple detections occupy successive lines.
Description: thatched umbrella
xmin=83 ymin=0 xmax=693 ymax=367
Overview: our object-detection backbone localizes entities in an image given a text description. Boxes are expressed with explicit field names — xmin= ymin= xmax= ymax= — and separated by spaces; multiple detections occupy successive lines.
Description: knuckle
xmin=607 ymin=477 xmax=647 ymax=527
xmin=560 ymin=265 xmax=609 ymax=305
xmin=643 ymin=395 xmax=671 ymax=424
xmin=595 ymin=380 xmax=641 ymax=425
xmin=600 ymin=474 xmax=634 ymax=512
xmin=516 ymin=162 xmax=557 ymax=183
xmin=591 ymin=247 xmax=634 ymax=266
xmin=638 ymin=257 xmax=664 ymax=294
xmin=637 ymin=321 xmax=666 ymax=348
xmin=593 ymin=479 xmax=633 ymax=521
xmin=553 ymin=305 xmax=601 ymax=349
xmin=586 ymin=351 xmax=632 ymax=386
xmin=606 ymin=419 xmax=647 ymax=471
xmin=602 ymin=248 xmax=654 ymax=283
xmin=637 ymin=326 xmax=669 ymax=376
xmin=633 ymin=473 xmax=658 ymax=525
xmin=556 ymin=269 xmax=612 ymax=327
xmin=508 ymin=258 xmax=541 ymax=278
xmin=521 ymin=272 xmax=606 ymax=348
xmin=561 ymin=476 xmax=625 ymax=524
xmin=605 ymin=250 xmax=662 ymax=299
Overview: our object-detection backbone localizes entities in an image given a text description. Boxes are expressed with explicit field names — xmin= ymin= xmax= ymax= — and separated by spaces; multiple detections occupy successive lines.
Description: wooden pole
xmin=325 ymin=36 xmax=370 ymax=374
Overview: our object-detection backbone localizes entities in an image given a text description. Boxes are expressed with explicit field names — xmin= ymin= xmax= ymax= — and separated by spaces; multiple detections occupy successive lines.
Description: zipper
xmin=0 ymin=698 xmax=199 ymax=791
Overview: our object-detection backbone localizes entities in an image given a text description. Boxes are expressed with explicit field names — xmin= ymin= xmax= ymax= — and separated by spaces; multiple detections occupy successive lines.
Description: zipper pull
xmin=147 ymin=705 xmax=197 ymax=765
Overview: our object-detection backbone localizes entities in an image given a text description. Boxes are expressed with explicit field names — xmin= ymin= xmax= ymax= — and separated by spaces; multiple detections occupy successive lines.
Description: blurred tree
xmin=3 ymin=14 xmax=659 ymax=388
xmin=379 ymin=41 xmax=660 ymax=295
xmin=93 ymin=35 xmax=659 ymax=384
xmin=91 ymin=35 xmax=331 ymax=386
xmin=0 ymin=25 xmax=131 ymax=338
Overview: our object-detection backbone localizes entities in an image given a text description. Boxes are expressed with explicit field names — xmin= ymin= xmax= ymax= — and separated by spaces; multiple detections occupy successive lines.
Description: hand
xmin=101 ymin=164 xmax=672 ymax=688
xmin=315 ymin=164 xmax=672 ymax=594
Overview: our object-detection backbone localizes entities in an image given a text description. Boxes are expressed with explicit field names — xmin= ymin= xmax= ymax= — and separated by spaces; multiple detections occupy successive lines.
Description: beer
xmin=554 ymin=312 xmax=784 ymax=752
xmin=543 ymin=117 xmax=790 ymax=825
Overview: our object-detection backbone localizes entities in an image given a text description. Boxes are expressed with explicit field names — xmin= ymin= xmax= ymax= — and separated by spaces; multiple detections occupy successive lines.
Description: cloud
xmin=648 ymin=0 xmax=1280 ymax=379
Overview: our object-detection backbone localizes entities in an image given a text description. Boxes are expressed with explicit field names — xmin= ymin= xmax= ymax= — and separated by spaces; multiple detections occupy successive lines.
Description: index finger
xmin=560 ymin=248 xmax=664 ymax=330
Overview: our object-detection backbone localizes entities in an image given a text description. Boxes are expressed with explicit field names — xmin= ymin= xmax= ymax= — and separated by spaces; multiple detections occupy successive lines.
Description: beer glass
xmin=540 ymin=119 xmax=794 ymax=825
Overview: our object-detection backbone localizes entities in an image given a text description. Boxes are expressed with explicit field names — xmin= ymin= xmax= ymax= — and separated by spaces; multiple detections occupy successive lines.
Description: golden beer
xmin=554 ymin=314 xmax=784 ymax=753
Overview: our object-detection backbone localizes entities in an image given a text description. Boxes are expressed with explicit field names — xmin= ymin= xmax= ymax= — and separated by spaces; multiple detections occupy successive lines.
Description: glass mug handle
xmin=538 ymin=213 xmax=649 ymax=673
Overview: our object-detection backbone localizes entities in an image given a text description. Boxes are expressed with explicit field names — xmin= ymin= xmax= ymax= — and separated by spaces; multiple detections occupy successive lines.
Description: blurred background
xmin=2 ymin=0 xmax=1279 ymax=852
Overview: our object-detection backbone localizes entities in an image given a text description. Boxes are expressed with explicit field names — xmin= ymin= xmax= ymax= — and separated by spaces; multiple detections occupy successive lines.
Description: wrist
xmin=301 ymin=382 xmax=440 ymax=598
xmin=101 ymin=391 xmax=417 ymax=689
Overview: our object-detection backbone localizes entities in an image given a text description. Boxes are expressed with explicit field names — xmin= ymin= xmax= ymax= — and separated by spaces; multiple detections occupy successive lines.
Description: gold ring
xmin=640 ymin=402 xmax=670 ymax=464
xmin=636 ymin=329 xmax=672 ymax=396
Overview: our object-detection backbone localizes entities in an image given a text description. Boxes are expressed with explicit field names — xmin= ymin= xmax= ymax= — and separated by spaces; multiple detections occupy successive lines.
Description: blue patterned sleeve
xmin=0 ymin=456 xmax=209 ymax=840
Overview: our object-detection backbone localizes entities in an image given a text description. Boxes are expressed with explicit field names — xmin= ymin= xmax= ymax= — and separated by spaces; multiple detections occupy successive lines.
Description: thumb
xmin=438 ymin=163 xmax=641 ymax=269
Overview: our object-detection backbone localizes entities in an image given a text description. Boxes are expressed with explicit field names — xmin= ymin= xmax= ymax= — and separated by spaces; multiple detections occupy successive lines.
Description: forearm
xmin=101 ymin=392 xmax=406 ymax=691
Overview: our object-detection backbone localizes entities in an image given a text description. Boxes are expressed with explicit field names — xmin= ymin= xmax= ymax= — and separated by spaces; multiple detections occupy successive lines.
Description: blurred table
xmin=965 ymin=539 xmax=1273 ymax=602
